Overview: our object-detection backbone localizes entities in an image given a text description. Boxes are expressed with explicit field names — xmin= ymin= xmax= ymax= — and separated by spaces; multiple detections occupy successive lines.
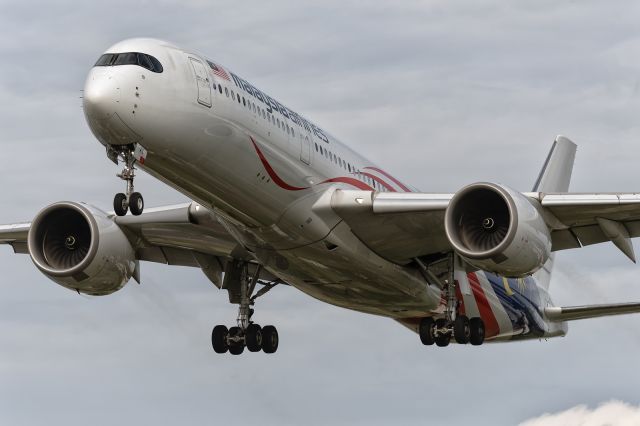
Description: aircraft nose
xmin=83 ymin=72 xmax=120 ymax=120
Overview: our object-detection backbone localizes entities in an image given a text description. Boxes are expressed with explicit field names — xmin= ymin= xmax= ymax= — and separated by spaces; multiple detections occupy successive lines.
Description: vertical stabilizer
xmin=532 ymin=135 xmax=577 ymax=193
xmin=532 ymin=136 xmax=577 ymax=290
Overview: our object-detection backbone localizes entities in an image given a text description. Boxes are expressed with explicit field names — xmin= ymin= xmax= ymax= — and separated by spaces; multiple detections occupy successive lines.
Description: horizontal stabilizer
xmin=545 ymin=302 xmax=640 ymax=322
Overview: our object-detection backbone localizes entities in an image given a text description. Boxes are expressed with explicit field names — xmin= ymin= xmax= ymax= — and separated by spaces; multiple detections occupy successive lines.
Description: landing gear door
xmin=189 ymin=57 xmax=212 ymax=108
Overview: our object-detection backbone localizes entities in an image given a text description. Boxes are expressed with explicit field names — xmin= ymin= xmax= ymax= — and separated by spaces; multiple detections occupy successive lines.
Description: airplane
xmin=2 ymin=38 xmax=640 ymax=355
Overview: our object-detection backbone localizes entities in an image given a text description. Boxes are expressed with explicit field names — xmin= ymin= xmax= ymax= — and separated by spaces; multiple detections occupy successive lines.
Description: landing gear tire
xmin=261 ymin=325 xmax=279 ymax=354
xmin=114 ymin=193 xmax=128 ymax=216
xmin=419 ymin=317 xmax=436 ymax=345
xmin=245 ymin=323 xmax=263 ymax=352
xmin=129 ymin=192 xmax=144 ymax=216
xmin=434 ymin=318 xmax=450 ymax=347
xmin=229 ymin=343 xmax=244 ymax=355
xmin=228 ymin=326 xmax=245 ymax=355
xmin=470 ymin=317 xmax=485 ymax=346
xmin=454 ymin=315 xmax=471 ymax=344
xmin=211 ymin=325 xmax=229 ymax=354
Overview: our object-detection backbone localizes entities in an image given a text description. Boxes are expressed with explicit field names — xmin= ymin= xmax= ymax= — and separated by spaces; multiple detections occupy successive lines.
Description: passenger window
xmin=218 ymin=85 xmax=223 ymax=94
xmin=243 ymin=97 xmax=246 ymax=106
xmin=231 ymin=90 xmax=235 ymax=100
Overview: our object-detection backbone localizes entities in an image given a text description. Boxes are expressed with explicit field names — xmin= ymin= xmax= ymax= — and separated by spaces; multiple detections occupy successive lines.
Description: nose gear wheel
xmin=108 ymin=144 xmax=144 ymax=217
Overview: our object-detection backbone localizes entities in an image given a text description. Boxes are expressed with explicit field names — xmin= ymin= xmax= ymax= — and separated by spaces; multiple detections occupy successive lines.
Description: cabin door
xmin=189 ymin=57 xmax=212 ymax=107
xmin=300 ymin=133 xmax=311 ymax=165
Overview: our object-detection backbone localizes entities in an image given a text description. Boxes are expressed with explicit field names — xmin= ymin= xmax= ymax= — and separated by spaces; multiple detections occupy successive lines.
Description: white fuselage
xmin=83 ymin=38 xmax=564 ymax=340
xmin=83 ymin=38 xmax=440 ymax=319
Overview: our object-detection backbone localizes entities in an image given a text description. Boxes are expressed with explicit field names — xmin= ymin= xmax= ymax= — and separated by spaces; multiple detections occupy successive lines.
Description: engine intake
xmin=28 ymin=202 xmax=135 ymax=295
xmin=445 ymin=182 xmax=551 ymax=277
xmin=29 ymin=204 xmax=98 ymax=274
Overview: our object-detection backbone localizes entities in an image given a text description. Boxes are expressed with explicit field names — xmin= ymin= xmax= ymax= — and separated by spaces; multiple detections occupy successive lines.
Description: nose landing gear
xmin=109 ymin=145 xmax=144 ymax=216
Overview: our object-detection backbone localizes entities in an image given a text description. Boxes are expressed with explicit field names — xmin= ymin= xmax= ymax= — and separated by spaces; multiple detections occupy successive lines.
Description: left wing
xmin=545 ymin=302 xmax=640 ymax=322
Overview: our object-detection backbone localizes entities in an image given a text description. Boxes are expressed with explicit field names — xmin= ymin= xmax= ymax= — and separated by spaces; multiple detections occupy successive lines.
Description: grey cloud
xmin=1 ymin=1 xmax=640 ymax=425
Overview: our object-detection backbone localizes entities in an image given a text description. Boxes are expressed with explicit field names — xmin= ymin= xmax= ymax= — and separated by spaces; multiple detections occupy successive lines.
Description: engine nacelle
xmin=27 ymin=202 xmax=136 ymax=295
xmin=444 ymin=182 xmax=551 ymax=277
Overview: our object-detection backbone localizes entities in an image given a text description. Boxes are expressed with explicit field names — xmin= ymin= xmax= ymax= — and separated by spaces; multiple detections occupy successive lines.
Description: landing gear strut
xmin=416 ymin=254 xmax=486 ymax=347
xmin=211 ymin=262 xmax=280 ymax=355
xmin=109 ymin=145 xmax=144 ymax=216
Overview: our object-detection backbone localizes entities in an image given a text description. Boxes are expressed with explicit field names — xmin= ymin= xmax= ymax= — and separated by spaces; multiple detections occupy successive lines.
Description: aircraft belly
xmin=252 ymin=221 xmax=442 ymax=318
xmin=453 ymin=270 xmax=551 ymax=342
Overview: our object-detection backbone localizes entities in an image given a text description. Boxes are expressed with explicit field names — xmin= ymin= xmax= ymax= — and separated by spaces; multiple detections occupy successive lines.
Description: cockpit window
xmin=94 ymin=52 xmax=163 ymax=73
xmin=95 ymin=53 xmax=115 ymax=66
xmin=113 ymin=52 xmax=137 ymax=66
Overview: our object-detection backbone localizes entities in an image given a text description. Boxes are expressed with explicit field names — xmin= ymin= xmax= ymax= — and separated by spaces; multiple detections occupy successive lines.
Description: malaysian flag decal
xmin=207 ymin=60 xmax=230 ymax=81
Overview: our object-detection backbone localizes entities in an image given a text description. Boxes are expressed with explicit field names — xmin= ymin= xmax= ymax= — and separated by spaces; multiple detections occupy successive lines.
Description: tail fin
xmin=532 ymin=135 xmax=577 ymax=193
xmin=532 ymin=136 xmax=577 ymax=290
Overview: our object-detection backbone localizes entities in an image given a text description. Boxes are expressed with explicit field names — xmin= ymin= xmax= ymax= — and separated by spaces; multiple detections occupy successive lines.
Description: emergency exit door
xmin=300 ymin=133 xmax=311 ymax=164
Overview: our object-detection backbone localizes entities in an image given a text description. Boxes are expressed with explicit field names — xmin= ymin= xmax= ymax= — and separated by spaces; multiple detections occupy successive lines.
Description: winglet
xmin=532 ymin=135 xmax=577 ymax=193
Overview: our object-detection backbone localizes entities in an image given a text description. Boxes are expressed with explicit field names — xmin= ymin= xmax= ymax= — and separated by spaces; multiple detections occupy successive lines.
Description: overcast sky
xmin=1 ymin=1 xmax=640 ymax=425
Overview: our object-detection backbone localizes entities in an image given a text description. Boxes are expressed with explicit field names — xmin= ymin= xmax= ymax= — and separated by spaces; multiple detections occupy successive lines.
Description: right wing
xmin=0 ymin=202 xmax=241 ymax=287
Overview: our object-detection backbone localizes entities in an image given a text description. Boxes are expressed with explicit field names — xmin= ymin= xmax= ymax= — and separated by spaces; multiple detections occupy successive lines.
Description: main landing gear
xmin=110 ymin=145 xmax=144 ymax=217
xmin=415 ymin=253 xmax=486 ymax=347
xmin=419 ymin=315 xmax=485 ymax=347
xmin=211 ymin=262 xmax=280 ymax=355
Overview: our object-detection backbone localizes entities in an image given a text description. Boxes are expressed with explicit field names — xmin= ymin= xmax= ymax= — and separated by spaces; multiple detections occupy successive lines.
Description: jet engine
xmin=444 ymin=182 xmax=551 ymax=277
xmin=27 ymin=202 xmax=136 ymax=295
